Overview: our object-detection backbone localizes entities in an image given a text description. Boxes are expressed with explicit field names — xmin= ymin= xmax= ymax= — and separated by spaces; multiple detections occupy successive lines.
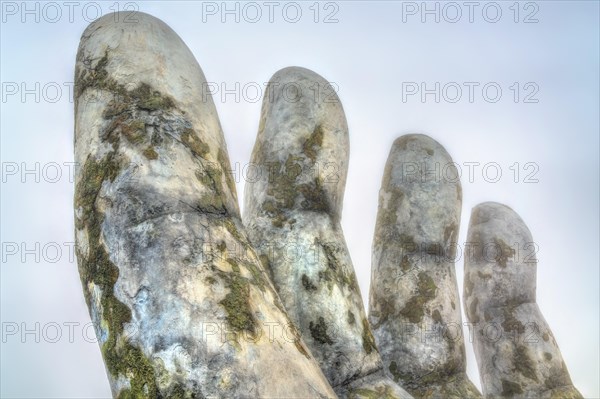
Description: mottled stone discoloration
xmin=243 ymin=67 xmax=412 ymax=398
xmin=342 ymin=370 xmax=414 ymax=398
xmin=464 ymin=202 xmax=582 ymax=398
xmin=369 ymin=134 xmax=480 ymax=398
xmin=74 ymin=12 xmax=336 ymax=398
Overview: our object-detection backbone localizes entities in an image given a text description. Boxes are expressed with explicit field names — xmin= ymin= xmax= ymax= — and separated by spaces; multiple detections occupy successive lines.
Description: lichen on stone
xmin=514 ymin=344 xmax=539 ymax=382
xmin=260 ymin=151 xmax=332 ymax=228
xmin=502 ymin=303 xmax=525 ymax=335
xmin=398 ymin=234 xmax=417 ymax=253
xmin=391 ymin=356 xmax=470 ymax=398
xmin=217 ymin=148 xmax=238 ymax=202
xmin=374 ymin=187 xmax=405 ymax=243
xmin=468 ymin=297 xmax=480 ymax=324
xmin=75 ymin=153 xmax=160 ymax=397
xmin=302 ymin=124 xmax=324 ymax=161
xmin=477 ymin=271 xmax=492 ymax=281
xmin=493 ymin=237 xmax=516 ymax=268
xmin=543 ymin=332 xmax=550 ymax=342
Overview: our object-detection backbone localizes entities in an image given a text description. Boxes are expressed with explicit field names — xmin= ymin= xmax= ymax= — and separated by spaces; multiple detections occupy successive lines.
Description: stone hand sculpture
xmin=73 ymin=11 xmax=583 ymax=399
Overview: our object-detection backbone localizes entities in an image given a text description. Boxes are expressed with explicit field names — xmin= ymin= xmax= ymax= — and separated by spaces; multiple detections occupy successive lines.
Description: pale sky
xmin=1 ymin=1 xmax=598 ymax=397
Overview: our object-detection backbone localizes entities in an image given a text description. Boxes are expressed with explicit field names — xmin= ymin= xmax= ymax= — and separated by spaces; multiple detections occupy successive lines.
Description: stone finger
xmin=74 ymin=12 xmax=336 ymax=398
xmin=369 ymin=134 xmax=481 ymax=398
xmin=464 ymin=202 xmax=582 ymax=398
xmin=243 ymin=67 xmax=412 ymax=399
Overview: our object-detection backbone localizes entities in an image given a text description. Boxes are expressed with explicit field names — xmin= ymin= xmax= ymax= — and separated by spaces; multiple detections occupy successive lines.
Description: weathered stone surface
xmin=74 ymin=12 xmax=336 ymax=398
xmin=464 ymin=202 xmax=582 ymax=398
xmin=243 ymin=67 xmax=412 ymax=398
xmin=369 ymin=135 xmax=481 ymax=398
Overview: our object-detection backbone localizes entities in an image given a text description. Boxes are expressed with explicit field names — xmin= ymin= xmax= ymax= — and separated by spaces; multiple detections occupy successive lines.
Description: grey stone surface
xmin=74 ymin=12 xmax=337 ymax=398
xmin=243 ymin=67 xmax=412 ymax=398
xmin=369 ymin=135 xmax=481 ymax=398
xmin=464 ymin=202 xmax=582 ymax=398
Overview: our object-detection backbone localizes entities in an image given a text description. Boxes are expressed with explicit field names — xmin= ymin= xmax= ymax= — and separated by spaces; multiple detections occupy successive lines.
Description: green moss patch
xmin=388 ymin=361 xmax=406 ymax=383
xmin=76 ymin=52 xmax=175 ymax=114
xmin=219 ymin=274 xmax=257 ymax=335
xmin=347 ymin=311 xmax=356 ymax=325
xmin=301 ymin=274 xmax=318 ymax=291
xmin=75 ymin=51 xmax=181 ymax=172
xmin=298 ymin=177 xmax=329 ymax=213
xmin=370 ymin=296 xmax=397 ymax=329
xmin=349 ymin=386 xmax=398 ymax=399
xmin=261 ymin=154 xmax=331 ymax=227
xmin=142 ymin=147 xmax=158 ymax=160
xmin=309 ymin=316 xmax=334 ymax=345
xmin=181 ymin=128 xmax=209 ymax=158
xmin=121 ymin=120 xmax=146 ymax=144
xmin=501 ymin=379 xmax=523 ymax=396
xmin=133 ymin=83 xmax=175 ymax=111
xmin=361 ymin=317 xmax=377 ymax=354
xmin=399 ymin=272 xmax=437 ymax=323
xmin=194 ymin=162 xmax=228 ymax=215
xmin=316 ymin=240 xmax=358 ymax=292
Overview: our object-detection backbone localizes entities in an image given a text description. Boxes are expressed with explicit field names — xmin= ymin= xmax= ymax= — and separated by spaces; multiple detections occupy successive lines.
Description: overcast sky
xmin=1 ymin=1 xmax=598 ymax=397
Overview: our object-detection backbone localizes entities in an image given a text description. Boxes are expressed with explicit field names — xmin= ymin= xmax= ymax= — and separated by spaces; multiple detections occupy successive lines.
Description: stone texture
xmin=243 ymin=67 xmax=412 ymax=398
xmin=369 ymin=135 xmax=481 ymax=398
xmin=464 ymin=202 xmax=582 ymax=398
xmin=74 ymin=12 xmax=336 ymax=398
